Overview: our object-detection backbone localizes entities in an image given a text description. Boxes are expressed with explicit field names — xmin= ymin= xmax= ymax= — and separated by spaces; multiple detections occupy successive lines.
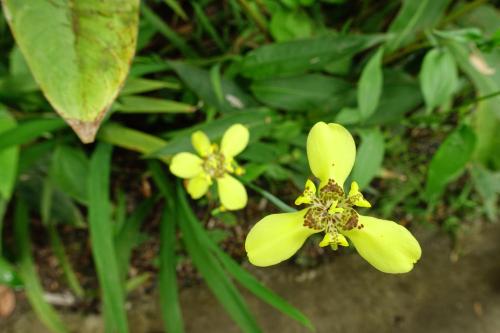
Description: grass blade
xmin=177 ymin=184 xmax=262 ymax=333
xmin=88 ymin=143 xmax=129 ymax=333
xmin=48 ymin=224 xmax=85 ymax=298
xmin=0 ymin=118 xmax=65 ymax=151
xmin=158 ymin=203 xmax=185 ymax=333
xmin=149 ymin=162 xmax=261 ymax=333
xmin=141 ymin=4 xmax=197 ymax=57
xmin=14 ymin=201 xmax=68 ymax=333
xmin=114 ymin=198 xmax=155 ymax=280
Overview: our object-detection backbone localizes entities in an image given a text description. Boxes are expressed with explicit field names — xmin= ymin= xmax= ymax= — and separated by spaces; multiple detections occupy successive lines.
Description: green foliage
xmin=1 ymin=1 xmax=499 ymax=332
xmin=2 ymin=0 xmax=140 ymax=142
xmin=425 ymin=125 xmax=476 ymax=201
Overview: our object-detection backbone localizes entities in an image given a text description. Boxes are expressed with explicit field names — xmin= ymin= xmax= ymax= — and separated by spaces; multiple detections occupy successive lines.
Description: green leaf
xmin=251 ymin=74 xmax=352 ymax=111
xmin=48 ymin=224 xmax=84 ymax=298
xmin=386 ymin=0 xmax=452 ymax=52
xmin=358 ymin=48 xmax=384 ymax=120
xmin=158 ymin=202 xmax=184 ymax=333
xmin=149 ymin=108 xmax=277 ymax=157
xmin=365 ymin=69 xmax=423 ymax=125
xmin=150 ymin=163 xmax=313 ymax=331
xmin=2 ymin=0 xmax=140 ymax=143
xmin=0 ymin=108 xmax=19 ymax=200
xmin=425 ymin=125 xmax=476 ymax=201
xmin=114 ymin=96 xmax=196 ymax=114
xmin=348 ymin=128 xmax=385 ymax=189
xmin=141 ymin=4 xmax=197 ymax=57
xmin=88 ymin=144 xmax=128 ymax=333
xmin=14 ymin=201 xmax=68 ymax=333
xmin=170 ymin=61 xmax=258 ymax=113
xmin=177 ymin=184 xmax=262 ymax=333
xmin=163 ymin=0 xmax=188 ymax=20
xmin=471 ymin=164 xmax=500 ymax=221
xmin=0 ymin=256 xmax=23 ymax=289
xmin=419 ymin=48 xmax=458 ymax=110
xmin=50 ymin=145 xmax=89 ymax=205
xmin=121 ymin=77 xmax=181 ymax=95
xmin=447 ymin=42 xmax=500 ymax=164
xmin=240 ymin=34 xmax=386 ymax=79
xmin=114 ymin=198 xmax=155 ymax=280
xmin=270 ymin=10 xmax=314 ymax=42
xmin=97 ymin=123 xmax=169 ymax=163
xmin=0 ymin=117 xmax=65 ymax=152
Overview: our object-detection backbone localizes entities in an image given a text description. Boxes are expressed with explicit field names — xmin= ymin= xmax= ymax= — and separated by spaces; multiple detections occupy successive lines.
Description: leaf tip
xmin=66 ymin=118 xmax=102 ymax=144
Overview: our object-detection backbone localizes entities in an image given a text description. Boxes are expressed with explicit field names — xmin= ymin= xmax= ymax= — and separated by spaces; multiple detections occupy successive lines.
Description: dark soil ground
xmin=2 ymin=218 xmax=500 ymax=333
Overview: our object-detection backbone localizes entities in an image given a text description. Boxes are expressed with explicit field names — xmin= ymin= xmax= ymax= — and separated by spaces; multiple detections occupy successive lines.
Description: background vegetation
xmin=0 ymin=0 xmax=499 ymax=332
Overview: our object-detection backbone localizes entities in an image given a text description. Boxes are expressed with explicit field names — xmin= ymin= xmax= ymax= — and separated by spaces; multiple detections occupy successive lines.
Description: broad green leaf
xmin=240 ymin=34 xmax=386 ymax=79
xmin=425 ymin=125 xmax=476 ymax=201
xmin=419 ymin=48 xmax=458 ymax=110
xmin=170 ymin=61 xmax=258 ymax=113
xmin=251 ymin=74 xmax=352 ymax=111
xmin=88 ymin=144 xmax=129 ymax=333
xmin=358 ymin=48 xmax=384 ymax=120
xmin=366 ymin=69 xmax=423 ymax=125
xmin=50 ymin=145 xmax=89 ymax=205
xmin=2 ymin=0 xmax=140 ymax=143
xmin=386 ymin=0 xmax=452 ymax=52
xmin=114 ymin=96 xmax=196 ymax=114
xmin=14 ymin=201 xmax=68 ymax=333
xmin=348 ymin=129 xmax=385 ymax=189
xmin=0 ymin=108 xmax=19 ymax=200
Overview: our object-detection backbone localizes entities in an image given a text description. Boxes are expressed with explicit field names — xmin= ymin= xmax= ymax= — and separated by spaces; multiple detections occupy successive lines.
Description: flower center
xmin=298 ymin=179 xmax=368 ymax=248
xmin=202 ymin=149 xmax=227 ymax=179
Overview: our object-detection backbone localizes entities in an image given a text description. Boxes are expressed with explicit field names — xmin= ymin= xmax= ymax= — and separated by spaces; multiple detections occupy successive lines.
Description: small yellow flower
xmin=245 ymin=122 xmax=422 ymax=274
xmin=170 ymin=124 xmax=249 ymax=210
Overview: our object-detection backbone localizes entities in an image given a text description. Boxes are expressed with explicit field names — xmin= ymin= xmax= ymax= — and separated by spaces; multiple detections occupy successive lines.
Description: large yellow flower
xmin=170 ymin=124 xmax=249 ymax=211
xmin=245 ymin=122 xmax=421 ymax=273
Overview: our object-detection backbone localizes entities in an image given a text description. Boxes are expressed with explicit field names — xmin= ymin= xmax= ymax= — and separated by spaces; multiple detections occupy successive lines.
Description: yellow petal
xmin=245 ymin=209 xmax=319 ymax=266
xmin=169 ymin=152 xmax=203 ymax=179
xmin=217 ymin=174 xmax=248 ymax=210
xmin=187 ymin=174 xmax=211 ymax=199
xmin=220 ymin=124 xmax=249 ymax=158
xmin=307 ymin=122 xmax=356 ymax=188
xmin=191 ymin=131 xmax=212 ymax=157
xmin=342 ymin=215 xmax=422 ymax=274
xmin=294 ymin=179 xmax=316 ymax=205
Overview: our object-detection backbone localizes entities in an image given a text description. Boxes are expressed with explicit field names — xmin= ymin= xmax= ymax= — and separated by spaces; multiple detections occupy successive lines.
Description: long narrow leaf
xmin=14 ymin=201 xmax=68 ymax=333
xmin=158 ymin=202 xmax=184 ymax=333
xmin=88 ymin=144 xmax=129 ymax=333
xmin=0 ymin=117 xmax=65 ymax=151
xmin=177 ymin=184 xmax=262 ymax=333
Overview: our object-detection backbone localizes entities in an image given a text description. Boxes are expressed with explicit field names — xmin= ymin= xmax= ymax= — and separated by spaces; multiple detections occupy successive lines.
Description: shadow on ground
xmin=2 ymin=221 xmax=500 ymax=333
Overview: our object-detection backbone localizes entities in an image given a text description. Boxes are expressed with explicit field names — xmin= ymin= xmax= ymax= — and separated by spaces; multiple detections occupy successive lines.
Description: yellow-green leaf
xmin=2 ymin=0 xmax=139 ymax=143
